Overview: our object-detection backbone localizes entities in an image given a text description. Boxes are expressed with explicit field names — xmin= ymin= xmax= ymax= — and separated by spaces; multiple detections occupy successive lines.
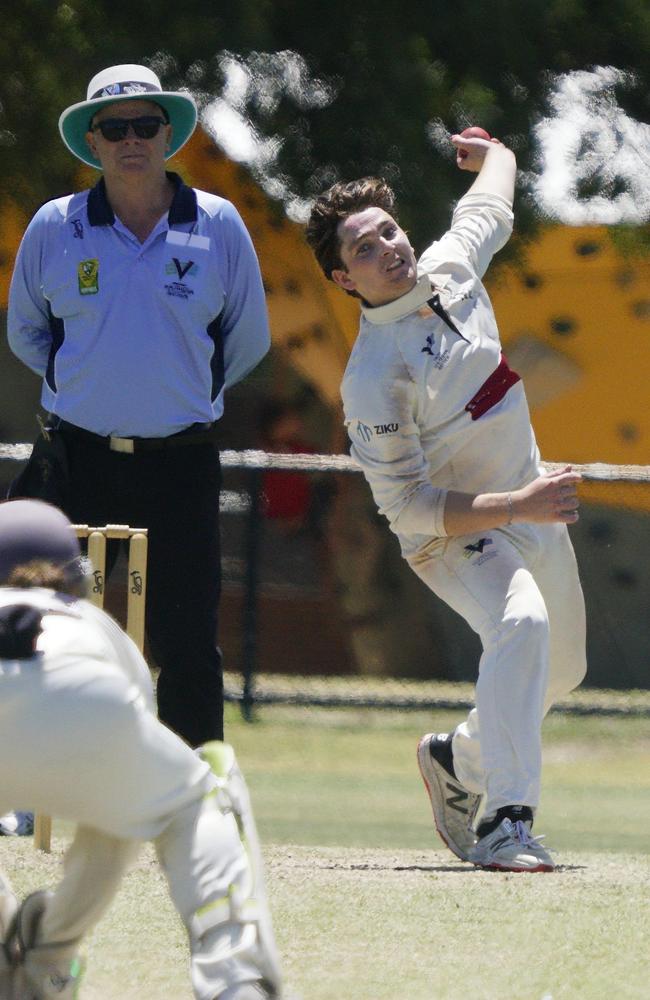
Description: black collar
xmin=86 ymin=172 xmax=198 ymax=227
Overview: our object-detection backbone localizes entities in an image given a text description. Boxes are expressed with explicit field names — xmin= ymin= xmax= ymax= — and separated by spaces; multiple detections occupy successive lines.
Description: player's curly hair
xmin=6 ymin=559 xmax=87 ymax=597
xmin=305 ymin=177 xmax=397 ymax=283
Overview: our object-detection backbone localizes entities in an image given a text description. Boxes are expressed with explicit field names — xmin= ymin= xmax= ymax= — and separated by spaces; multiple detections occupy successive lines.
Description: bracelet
xmin=506 ymin=493 xmax=513 ymax=525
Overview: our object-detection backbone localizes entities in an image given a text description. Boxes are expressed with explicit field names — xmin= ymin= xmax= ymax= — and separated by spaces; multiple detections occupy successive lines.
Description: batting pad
xmin=198 ymin=742 xmax=283 ymax=998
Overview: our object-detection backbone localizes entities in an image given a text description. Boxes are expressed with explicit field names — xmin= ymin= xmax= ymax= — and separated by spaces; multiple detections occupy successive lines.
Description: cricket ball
xmin=460 ymin=126 xmax=491 ymax=140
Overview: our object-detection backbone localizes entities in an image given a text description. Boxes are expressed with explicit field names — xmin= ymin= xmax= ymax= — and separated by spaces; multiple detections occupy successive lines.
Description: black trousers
xmin=57 ymin=433 xmax=223 ymax=747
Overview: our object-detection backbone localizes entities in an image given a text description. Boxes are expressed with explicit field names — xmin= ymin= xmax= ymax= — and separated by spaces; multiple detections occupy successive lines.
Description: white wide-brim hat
xmin=58 ymin=64 xmax=198 ymax=169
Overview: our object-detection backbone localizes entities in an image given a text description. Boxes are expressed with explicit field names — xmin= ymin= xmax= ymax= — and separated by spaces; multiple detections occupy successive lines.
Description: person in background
xmin=258 ymin=398 xmax=317 ymax=534
xmin=7 ymin=65 xmax=270 ymax=779
xmin=305 ymin=130 xmax=586 ymax=872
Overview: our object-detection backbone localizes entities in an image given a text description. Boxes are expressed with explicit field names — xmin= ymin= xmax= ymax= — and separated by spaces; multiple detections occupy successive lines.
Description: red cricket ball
xmin=460 ymin=126 xmax=492 ymax=140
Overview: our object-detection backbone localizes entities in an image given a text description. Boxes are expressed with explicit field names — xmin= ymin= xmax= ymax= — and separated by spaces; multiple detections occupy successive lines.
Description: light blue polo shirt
xmin=8 ymin=173 xmax=270 ymax=437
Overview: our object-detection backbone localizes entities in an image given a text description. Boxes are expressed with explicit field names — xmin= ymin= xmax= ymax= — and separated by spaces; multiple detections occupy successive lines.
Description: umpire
xmin=7 ymin=64 xmax=270 ymax=749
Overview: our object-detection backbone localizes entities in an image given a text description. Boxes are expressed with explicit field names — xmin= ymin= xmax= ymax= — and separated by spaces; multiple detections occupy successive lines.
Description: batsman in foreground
xmin=0 ymin=499 xmax=281 ymax=998
xmin=306 ymin=132 xmax=586 ymax=871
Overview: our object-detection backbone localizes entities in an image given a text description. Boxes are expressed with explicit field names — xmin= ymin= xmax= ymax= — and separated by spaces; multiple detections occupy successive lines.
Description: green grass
xmin=0 ymin=704 xmax=648 ymax=999
xmin=268 ymin=844 xmax=650 ymax=1000
xmin=231 ymin=705 xmax=650 ymax=854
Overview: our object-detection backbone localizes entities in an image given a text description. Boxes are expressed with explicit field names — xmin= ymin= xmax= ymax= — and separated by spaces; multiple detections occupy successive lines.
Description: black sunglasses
xmin=91 ymin=115 xmax=168 ymax=142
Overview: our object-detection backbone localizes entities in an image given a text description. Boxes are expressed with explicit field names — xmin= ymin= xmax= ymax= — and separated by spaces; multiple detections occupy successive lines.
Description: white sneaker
xmin=0 ymin=811 xmax=34 ymax=837
xmin=417 ymin=733 xmax=481 ymax=861
xmin=469 ymin=817 xmax=555 ymax=872
xmin=217 ymin=984 xmax=273 ymax=999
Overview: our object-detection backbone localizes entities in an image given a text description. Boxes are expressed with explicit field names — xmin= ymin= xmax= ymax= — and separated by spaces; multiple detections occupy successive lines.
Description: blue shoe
xmin=0 ymin=812 xmax=34 ymax=837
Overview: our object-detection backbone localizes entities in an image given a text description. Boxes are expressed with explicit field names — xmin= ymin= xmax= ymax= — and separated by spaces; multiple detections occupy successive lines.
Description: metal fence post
xmin=241 ymin=468 xmax=263 ymax=721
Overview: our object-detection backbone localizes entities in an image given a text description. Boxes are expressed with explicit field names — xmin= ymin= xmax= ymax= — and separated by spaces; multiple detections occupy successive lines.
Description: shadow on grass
xmin=307 ymin=859 xmax=589 ymax=874
xmin=310 ymin=860 xmax=475 ymax=873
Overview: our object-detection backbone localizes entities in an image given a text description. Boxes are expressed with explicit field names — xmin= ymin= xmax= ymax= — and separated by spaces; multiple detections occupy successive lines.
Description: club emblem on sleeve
xmin=463 ymin=537 xmax=497 ymax=565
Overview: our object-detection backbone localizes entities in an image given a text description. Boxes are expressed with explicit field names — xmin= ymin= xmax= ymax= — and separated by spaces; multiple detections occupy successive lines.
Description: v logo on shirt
xmin=172 ymin=258 xmax=195 ymax=280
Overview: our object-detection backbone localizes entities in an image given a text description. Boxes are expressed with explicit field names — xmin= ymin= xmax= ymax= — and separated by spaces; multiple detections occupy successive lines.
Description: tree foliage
xmin=2 ymin=0 xmax=650 ymax=250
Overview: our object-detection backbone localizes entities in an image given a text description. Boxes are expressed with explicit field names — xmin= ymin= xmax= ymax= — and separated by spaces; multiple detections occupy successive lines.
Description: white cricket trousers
xmin=407 ymin=521 xmax=586 ymax=816
xmin=0 ymin=602 xmax=281 ymax=999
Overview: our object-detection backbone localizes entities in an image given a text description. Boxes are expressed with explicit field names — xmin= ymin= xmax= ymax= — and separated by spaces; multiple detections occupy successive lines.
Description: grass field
xmin=1 ymin=701 xmax=649 ymax=999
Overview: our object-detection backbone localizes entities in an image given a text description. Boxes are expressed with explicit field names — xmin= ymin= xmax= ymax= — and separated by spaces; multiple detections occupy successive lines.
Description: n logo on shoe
xmin=445 ymin=781 xmax=469 ymax=815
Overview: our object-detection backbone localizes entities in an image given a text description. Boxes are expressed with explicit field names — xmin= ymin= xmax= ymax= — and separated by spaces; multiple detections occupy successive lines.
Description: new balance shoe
xmin=417 ymin=732 xmax=481 ymax=861
xmin=0 ymin=811 xmax=34 ymax=837
xmin=469 ymin=809 xmax=554 ymax=872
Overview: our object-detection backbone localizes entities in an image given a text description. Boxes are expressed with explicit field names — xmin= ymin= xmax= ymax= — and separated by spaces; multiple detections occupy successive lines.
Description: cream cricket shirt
xmin=341 ymin=191 xmax=541 ymax=556
xmin=0 ymin=587 xmax=215 ymax=839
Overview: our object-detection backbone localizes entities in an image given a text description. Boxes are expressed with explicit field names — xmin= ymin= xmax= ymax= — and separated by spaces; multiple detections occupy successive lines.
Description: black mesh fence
xmin=3 ymin=443 xmax=650 ymax=720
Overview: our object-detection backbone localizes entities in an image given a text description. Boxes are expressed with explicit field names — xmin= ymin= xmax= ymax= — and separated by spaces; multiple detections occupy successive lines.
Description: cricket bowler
xmin=306 ymin=131 xmax=587 ymax=872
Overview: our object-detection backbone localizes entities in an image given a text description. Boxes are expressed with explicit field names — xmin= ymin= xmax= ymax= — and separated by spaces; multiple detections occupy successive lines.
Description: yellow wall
xmin=0 ymin=201 xmax=28 ymax=307
xmin=489 ymin=226 xmax=650 ymax=510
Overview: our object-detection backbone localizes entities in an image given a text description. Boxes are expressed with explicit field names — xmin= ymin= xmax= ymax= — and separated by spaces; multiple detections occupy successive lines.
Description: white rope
xmin=219 ymin=449 xmax=359 ymax=472
xmin=0 ymin=444 xmax=32 ymax=462
xmin=3 ymin=442 xmax=650 ymax=481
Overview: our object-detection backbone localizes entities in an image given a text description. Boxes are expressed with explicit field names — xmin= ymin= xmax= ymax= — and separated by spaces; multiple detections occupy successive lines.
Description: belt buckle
xmin=109 ymin=436 xmax=135 ymax=454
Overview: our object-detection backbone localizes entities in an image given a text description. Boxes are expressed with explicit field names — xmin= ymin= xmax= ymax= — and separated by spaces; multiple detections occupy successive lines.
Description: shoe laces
xmin=508 ymin=818 xmax=552 ymax=853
